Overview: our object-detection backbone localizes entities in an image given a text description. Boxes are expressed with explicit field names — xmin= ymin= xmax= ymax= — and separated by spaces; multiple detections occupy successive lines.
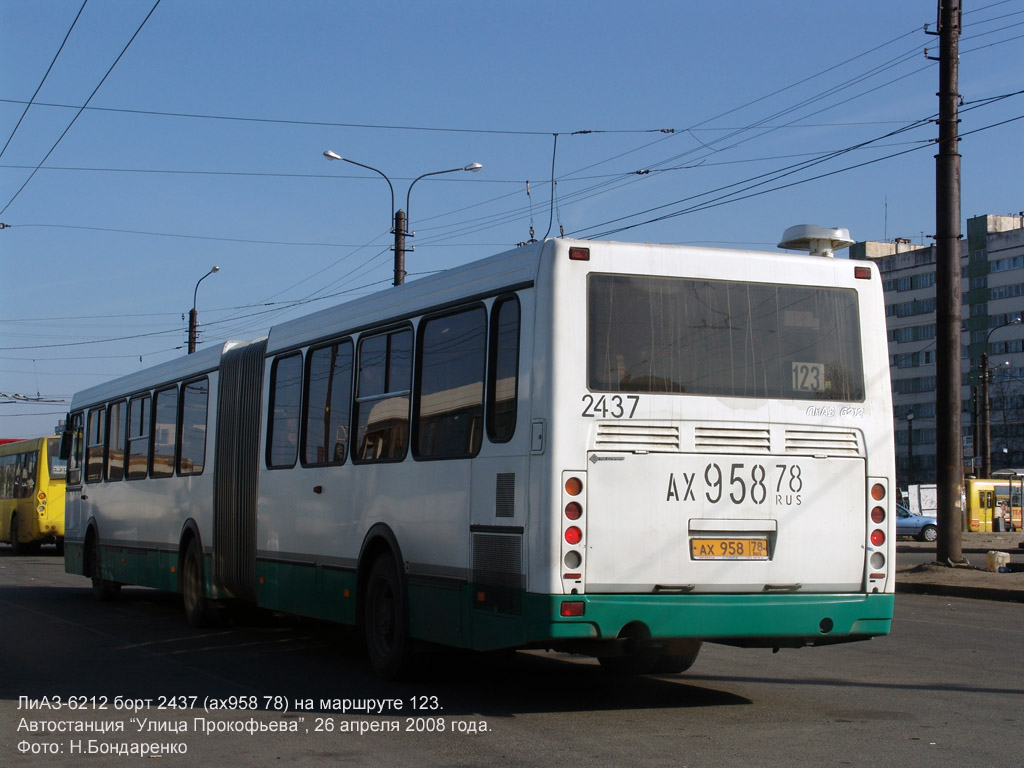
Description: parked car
xmin=896 ymin=503 xmax=938 ymax=542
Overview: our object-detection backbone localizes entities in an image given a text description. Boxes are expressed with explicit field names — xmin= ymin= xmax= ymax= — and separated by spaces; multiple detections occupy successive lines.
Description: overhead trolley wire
xmin=0 ymin=0 xmax=163 ymax=218
xmin=0 ymin=1 xmax=88 ymax=160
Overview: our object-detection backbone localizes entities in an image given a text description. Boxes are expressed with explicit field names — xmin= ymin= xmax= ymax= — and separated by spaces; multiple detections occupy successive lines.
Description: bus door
xmin=62 ymin=412 xmax=86 ymax=545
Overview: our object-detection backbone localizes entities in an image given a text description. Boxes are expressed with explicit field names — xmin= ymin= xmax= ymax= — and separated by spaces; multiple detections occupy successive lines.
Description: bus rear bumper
xmin=519 ymin=592 xmax=894 ymax=650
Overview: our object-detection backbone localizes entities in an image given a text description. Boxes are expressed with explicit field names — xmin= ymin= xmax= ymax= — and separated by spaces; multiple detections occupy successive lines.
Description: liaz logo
xmin=589 ymin=455 xmax=625 ymax=464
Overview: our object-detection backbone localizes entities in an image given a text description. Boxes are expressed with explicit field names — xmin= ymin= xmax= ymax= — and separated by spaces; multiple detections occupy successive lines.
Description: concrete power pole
xmin=934 ymin=0 xmax=964 ymax=564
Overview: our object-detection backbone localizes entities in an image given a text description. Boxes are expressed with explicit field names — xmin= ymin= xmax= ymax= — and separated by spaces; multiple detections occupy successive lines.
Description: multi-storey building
xmin=850 ymin=213 xmax=1024 ymax=486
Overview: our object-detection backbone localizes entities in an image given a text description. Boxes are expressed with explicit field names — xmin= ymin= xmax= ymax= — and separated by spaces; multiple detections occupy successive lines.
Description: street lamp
xmin=906 ymin=410 xmax=915 ymax=486
xmin=980 ymin=316 xmax=1022 ymax=477
xmin=323 ymin=151 xmax=482 ymax=286
xmin=188 ymin=266 xmax=219 ymax=354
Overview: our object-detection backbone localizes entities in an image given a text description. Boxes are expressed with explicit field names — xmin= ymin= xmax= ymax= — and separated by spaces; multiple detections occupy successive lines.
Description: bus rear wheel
xmin=181 ymin=539 xmax=216 ymax=628
xmin=364 ymin=555 xmax=413 ymax=679
xmin=651 ymin=640 xmax=703 ymax=674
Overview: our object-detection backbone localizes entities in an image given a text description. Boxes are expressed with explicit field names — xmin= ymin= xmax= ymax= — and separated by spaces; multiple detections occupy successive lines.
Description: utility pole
xmin=906 ymin=411 xmax=915 ymax=486
xmin=933 ymin=0 xmax=964 ymax=564
xmin=394 ymin=208 xmax=407 ymax=286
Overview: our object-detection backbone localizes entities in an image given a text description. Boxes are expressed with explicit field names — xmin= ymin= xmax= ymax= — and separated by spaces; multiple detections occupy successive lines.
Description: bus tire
xmin=364 ymin=554 xmax=413 ymax=679
xmin=88 ymin=534 xmax=121 ymax=601
xmin=181 ymin=539 xmax=215 ymax=628
xmin=9 ymin=514 xmax=25 ymax=555
xmin=652 ymin=640 xmax=703 ymax=674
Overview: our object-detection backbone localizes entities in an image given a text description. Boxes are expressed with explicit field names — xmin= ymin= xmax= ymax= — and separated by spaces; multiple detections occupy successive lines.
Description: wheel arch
xmin=82 ymin=517 xmax=101 ymax=577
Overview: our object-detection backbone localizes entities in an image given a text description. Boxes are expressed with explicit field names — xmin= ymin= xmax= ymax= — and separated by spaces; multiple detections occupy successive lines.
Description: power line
xmin=0 ymin=98 xmax=672 ymax=137
xmin=0 ymin=1 xmax=87 ymax=160
xmin=0 ymin=0 xmax=162 ymax=217
xmin=576 ymin=111 xmax=1024 ymax=241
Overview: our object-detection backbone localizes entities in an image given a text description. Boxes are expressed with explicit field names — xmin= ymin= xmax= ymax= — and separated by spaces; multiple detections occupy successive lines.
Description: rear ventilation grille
xmin=472 ymin=533 xmax=523 ymax=615
xmin=694 ymin=426 xmax=771 ymax=454
xmin=785 ymin=429 xmax=863 ymax=457
xmin=595 ymin=423 xmax=680 ymax=452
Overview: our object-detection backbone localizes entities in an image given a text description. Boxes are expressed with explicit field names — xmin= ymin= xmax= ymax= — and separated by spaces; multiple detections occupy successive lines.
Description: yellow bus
xmin=0 ymin=436 xmax=66 ymax=554
xmin=965 ymin=476 xmax=1022 ymax=532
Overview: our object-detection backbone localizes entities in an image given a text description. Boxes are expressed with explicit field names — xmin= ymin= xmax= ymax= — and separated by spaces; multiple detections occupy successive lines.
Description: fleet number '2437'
xmin=581 ymin=394 xmax=640 ymax=418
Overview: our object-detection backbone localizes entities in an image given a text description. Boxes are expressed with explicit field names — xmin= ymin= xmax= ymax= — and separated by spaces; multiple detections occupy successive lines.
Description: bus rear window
xmin=588 ymin=274 xmax=865 ymax=401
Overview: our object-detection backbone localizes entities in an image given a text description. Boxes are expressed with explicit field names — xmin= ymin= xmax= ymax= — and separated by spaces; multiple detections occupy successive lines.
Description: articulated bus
xmin=63 ymin=237 xmax=895 ymax=676
xmin=1 ymin=436 xmax=66 ymax=554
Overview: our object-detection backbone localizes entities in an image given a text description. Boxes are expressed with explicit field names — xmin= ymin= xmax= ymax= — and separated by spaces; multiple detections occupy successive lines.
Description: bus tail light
xmin=560 ymin=601 xmax=585 ymax=617
xmin=865 ymin=478 xmax=890 ymax=591
xmin=37 ymin=491 xmax=46 ymax=502
xmin=568 ymin=247 xmax=590 ymax=261
xmin=854 ymin=266 xmax=872 ymax=280
xmin=561 ymin=471 xmax=587 ymax=591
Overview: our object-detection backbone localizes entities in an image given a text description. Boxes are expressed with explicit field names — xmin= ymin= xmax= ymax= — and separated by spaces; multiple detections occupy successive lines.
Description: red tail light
xmin=560 ymin=601 xmax=585 ymax=617
xmin=565 ymin=526 xmax=582 ymax=545
xmin=569 ymin=247 xmax=590 ymax=261
xmin=871 ymin=507 xmax=885 ymax=524
xmin=870 ymin=529 xmax=885 ymax=547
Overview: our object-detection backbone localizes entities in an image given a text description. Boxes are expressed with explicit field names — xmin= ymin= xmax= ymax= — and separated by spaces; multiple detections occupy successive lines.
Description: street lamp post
xmin=323 ymin=151 xmax=482 ymax=286
xmin=980 ymin=316 xmax=1022 ymax=477
xmin=188 ymin=266 xmax=219 ymax=354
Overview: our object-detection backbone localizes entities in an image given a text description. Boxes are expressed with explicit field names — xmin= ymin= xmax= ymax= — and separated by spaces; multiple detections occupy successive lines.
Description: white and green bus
xmin=63 ymin=235 xmax=895 ymax=677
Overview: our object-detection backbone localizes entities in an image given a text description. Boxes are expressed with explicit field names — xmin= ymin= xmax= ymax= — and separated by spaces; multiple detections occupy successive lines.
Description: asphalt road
xmin=2 ymin=547 xmax=1023 ymax=767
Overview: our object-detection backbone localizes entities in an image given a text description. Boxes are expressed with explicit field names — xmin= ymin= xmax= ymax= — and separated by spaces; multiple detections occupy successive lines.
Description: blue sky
xmin=2 ymin=0 xmax=1023 ymax=438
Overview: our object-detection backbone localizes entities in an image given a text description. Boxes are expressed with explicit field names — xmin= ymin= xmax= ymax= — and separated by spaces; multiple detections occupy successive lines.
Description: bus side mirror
xmin=59 ymin=428 xmax=73 ymax=461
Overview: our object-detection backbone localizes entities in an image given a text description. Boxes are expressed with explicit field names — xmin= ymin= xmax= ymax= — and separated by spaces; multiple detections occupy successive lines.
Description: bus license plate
xmin=691 ymin=537 xmax=769 ymax=560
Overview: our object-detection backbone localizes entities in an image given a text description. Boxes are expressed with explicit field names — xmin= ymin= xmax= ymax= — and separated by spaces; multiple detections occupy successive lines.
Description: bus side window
xmin=354 ymin=328 xmax=412 ymax=463
xmin=0 ymin=455 xmax=10 ymax=498
xmin=127 ymin=395 xmax=151 ymax=480
xmin=487 ymin=296 xmax=520 ymax=443
xmin=152 ymin=386 xmax=178 ymax=478
xmin=415 ymin=306 xmax=486 ymax=460
xmin=179 ymin=378 xmax=209 ymax=475
xmin=85 ymin=407 xmax=105 ymax=483
xmin=107 ymin=401 xmax=125 ymax=482
xmin=304 ymin=341 xmax=353 ymax=466
xmin=268 ymin=353 xmax=303 ymax=469
xmin=67 ymin=412 xmax=84 ymax=486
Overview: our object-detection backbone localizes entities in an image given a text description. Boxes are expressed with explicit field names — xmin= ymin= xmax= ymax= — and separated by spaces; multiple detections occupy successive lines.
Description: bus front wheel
xmin=363 ymin=555 xmax=413 ymax=679
xmin=9 ymin=514 xmax=24 ymax=555
xmin=88 ymin=535 xmax=121 ymax=601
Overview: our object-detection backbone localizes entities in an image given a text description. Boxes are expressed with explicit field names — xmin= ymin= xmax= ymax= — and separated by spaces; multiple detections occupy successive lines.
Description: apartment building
xmin=850 ymin=213 xmax=1024 ymax=486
